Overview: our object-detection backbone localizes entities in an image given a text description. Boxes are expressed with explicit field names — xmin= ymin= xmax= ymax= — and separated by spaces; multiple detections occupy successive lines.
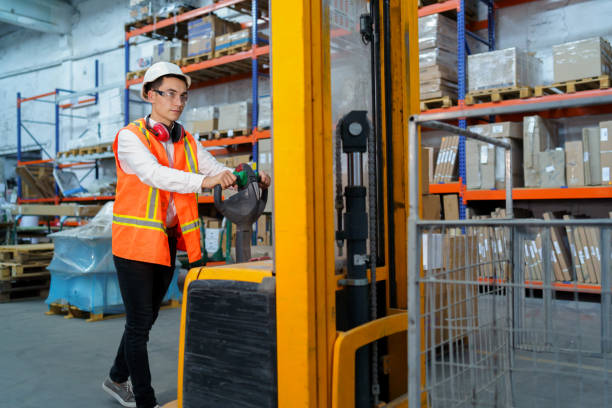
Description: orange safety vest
xmin=112 ymin=118 xmax=202 ymax=266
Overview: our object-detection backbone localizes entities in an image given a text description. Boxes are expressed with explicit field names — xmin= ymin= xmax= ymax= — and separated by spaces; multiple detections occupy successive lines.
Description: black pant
xmin=109 ymin=236 xmax=177 ymax=408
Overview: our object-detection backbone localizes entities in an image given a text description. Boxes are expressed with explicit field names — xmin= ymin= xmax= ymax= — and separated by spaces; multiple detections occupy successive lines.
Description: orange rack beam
xmin=125 ymin=0 xmax=246 ymax=39
xmin=201 ymin=129 xmax=270 ymax=148
xmin=198 ymin=195 xmax=216 ymax=204
xmin=418 ymin=0 xmax=458 ymax=17
xmin=429 ymin=182 xmax=461 ymax=194
xmin=126 ymin=45 xmax=269 ymax=87
xmin=423 ymin=88 xmax=612 ymax=119
xmin=62 ymin=196 xmax=116 ymax=202
xmin=464 ymin=186 xmax=612 ymax=202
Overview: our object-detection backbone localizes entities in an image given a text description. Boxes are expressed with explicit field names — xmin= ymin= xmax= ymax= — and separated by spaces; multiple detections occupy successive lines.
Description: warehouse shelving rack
xmin=123 ymin=0 xmax=271 ymax=200
xmin=420 ymin=0 xmax=612 ymax=213
xmin=15 ymin=67 xmax=118 ymax=205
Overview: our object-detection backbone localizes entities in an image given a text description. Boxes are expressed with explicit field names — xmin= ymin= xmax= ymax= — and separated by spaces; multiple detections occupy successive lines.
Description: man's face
xmin=148 ymin=76 xmax=188 ymax=123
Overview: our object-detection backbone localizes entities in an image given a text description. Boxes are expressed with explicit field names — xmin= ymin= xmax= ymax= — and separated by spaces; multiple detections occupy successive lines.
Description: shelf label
xmin=545 ymin=165 xmax=555 ymax=173
xmin=227 ymin=129 xmax=234 ymax=137
xmin=480 ymin=146 xmax=488 ymax=164
xmin=584 ymin=152 xmax=589 ymax=162
xmin=601 ymin=127 xmax=609 ymax=142
xmin=553 ymin=241 xmax=561 ymax=255
xmin=603 ymin=167 xmax=610 ymax=182
xmin=491 ymin=124 xmax=503 ymax=134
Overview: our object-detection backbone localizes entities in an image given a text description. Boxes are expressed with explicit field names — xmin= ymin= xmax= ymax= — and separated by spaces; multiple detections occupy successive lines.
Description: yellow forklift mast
xmin=171 ymin=1 xmax=420 ymax=407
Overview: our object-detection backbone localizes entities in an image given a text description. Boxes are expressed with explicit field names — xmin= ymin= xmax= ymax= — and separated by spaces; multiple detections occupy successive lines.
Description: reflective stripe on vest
xmin=183 ymin=137 xmax=197 ymax=173
xmin=112 ymin=214 xmax=166 ymax=233
xmin=180 ymin=218 xmax=201 ymax=235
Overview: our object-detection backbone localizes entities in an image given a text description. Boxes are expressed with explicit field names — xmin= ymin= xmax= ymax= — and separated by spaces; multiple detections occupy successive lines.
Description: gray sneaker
xmin=102 ymin=376 xmax=136 ymax=408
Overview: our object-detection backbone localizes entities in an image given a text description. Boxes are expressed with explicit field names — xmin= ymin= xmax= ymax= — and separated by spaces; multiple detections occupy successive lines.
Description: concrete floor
xmin=0 ymin=299 xmax=181 ymax=408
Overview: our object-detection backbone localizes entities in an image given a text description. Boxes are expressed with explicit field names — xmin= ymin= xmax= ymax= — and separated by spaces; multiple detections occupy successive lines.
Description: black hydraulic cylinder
xmin=235 ymin=227 xmax=252 ymax=263
xmin=344 ymin=185 xmax=371 ymax=408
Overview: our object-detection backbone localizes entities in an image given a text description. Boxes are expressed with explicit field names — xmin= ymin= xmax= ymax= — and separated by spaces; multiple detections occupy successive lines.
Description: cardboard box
xmin=489 ymin=122 xmax=523 ymax=139
xmin=553 ymin=37 xmax=612 ymax=83
xmin=466 ymin=139 xmax=495 ymax=190
xmin=419 ymin=48 xmax=457 ymax=73
xmin=468 ymin=47 xmax=539 ymax=91
xmin=538 ymin=149 xmax=565 ymax=188
xmin=420 ymin=78 xmax=457 ymax=100
xmin=433 ymin=136 xmax=459 ymax=184
xmin=169 ymin=40 xmax=187 ymax=61
xmin=184 ymin=106 xmax=218 ymax=136
xmin=215 ymin=29 xmax=251 ymax=56
xmin=418 ymin=14 xmax=457 ymax=52
xmin=494 ymin=138 xmax=523 ymax=189
xmin=422 ymin=147 xmax=434 ymax=195
xmin=218 ymin=101 xmax=252 ymax=132
xmin=187 ymin=15 xmax=238 ymax=57
xmin=523 ymin=116 xmax=558 ymax=187
xmin=419 ymin=64 xmax=456 ymax=82
xmin=599 ymin=121 xmax=612 ymax=185
xmin=443 ymin=194 xmax=459 ymax=220
xmin=565 ymin=141 xmax=585 ymax=187
xmin=187 ymin=36 xmax=213 ymax=57
xmin=582 ymin=127 xmax=601 ymax=185
xmin=421 ymin=194 xmax=441 ymax=220
xmin=152 ymin=41 xmax=172 ymax=63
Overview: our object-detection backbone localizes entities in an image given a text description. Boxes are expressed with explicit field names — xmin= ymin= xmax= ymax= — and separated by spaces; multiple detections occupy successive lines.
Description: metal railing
xmin=407 ymin=115 xmax=612 ymax=407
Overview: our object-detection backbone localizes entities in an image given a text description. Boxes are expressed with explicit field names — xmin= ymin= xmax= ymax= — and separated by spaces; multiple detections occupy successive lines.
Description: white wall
xmin=0 ymin=0 xmax=267 ymax=158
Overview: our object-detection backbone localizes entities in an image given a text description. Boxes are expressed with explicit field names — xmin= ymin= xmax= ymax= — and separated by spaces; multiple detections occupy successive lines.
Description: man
xmin=102 ymin=61 xmax=270 ymax=408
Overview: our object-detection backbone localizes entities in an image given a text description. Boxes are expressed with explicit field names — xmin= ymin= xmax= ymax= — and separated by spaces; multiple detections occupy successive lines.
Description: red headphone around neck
xmin=145 ymin=115 xmax=184 ymax=143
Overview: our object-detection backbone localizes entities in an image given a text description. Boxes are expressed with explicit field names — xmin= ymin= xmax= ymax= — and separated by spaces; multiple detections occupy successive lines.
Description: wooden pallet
xmin=465 ymin=86 xmax=533 ymax=105
xmin=0 ymin=276 xmax=49 ymax=303
xmin=214 ymin=43 xmax=251 ymax=58
xmin=420 ymin=96 xmax=455 ymax=111
xmin=46 ymin=299 xmax=181 ymax=322
xmin=0 ymin=263 xmax=50 ymax=280
xmin=124 ymin=16 xmax=153 ymax=32
xmin=216 ymin=128 xmax=249 ymax=138
xmin=126 ymin=68 xmax=147 ymax=81
xmin=0 ymin=243 xmax=54 ymax=264
xmin=534 ymin=75 xmax=610 ymax=97
xmin=180 ymin=53 xmax=213 ymax=67
xmin=197 ymin=131 xmax=217 ymax=141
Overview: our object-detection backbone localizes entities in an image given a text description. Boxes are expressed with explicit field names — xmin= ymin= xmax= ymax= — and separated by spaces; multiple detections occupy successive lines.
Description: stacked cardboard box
xmin=152 ymin=39 xmax=187 ymax=63
xmin=553 ymin=37 xmax=612 ymax=83
xmin=468 ymin=48 xmax=540 ymax=92
xmin=418 ymin=14 xmax=457 ymax=101
xmin=187 ymin=15 xmax=237 ymax=58
xmin=184 ymin=106 xmax=218 ymax=138
xmin=432 ymin=135 xmax=459 ymax=183
xmin=218 ymin=101 xmax=252 ymax=132
xmin=421 ymin=233 xmax=479 ymax=345
xmin=599 ymin=121 xmax=612 ymax=185
xmin=467 ymin=209 xmax=511 ymax=281
xmin=466 ymin=122 xmax=523 ymax=190
xmin=215 ymin=29 xmax=250 ymax=57
xmin=563 ymin=215 xmax=601 ymax=284
xmin=523 ymin=116 xmax=560 ymax=187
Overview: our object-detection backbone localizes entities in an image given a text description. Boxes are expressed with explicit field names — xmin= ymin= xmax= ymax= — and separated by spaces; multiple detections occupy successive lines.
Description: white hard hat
xmin=140 ymin=61 xmax=191 ymax=101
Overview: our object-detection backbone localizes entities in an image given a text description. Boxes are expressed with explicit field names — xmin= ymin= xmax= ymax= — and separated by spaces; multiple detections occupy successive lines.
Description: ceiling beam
xmin=0 ymin=0 xmax=76 ymax=34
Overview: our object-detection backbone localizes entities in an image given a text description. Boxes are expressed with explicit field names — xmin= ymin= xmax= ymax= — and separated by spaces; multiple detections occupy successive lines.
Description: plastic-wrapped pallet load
xmin=258 ymin=95 xmax=271 ymax=129
xmin=184 ymin=106 xmax=218 ymax=138
xmin=468 ymin=48 xmax=540 ymax=91
xmin=187 ymin=15 xmax=238 ymax=58
xmin=553 ymin=37 xmax=612 ymax=83
xmin=418 ymin=14 xmax=457 ymax=52
xmin=418 ymin=14 xmax=457 ymax=101
xmin=45 ymin=202 xmax=182 ymax=315
xmin=218 ymin=101 xmax=252 ymax=133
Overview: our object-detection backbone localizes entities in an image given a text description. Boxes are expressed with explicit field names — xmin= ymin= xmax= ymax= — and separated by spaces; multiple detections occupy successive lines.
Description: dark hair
xmin=144 ymin=74 xmax=188 ymax=98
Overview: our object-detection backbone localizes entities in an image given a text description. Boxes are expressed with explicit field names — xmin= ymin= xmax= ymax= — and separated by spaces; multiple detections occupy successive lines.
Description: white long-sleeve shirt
xmin=117 ymin=117 xmax=232 ymax=227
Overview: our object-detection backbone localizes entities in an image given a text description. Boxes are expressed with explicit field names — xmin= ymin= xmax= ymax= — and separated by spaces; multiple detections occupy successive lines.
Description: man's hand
xmin=259 ymin=170 xmax=271 ymax=189
xmin=202 ymin=170 xmax=236 ymax=189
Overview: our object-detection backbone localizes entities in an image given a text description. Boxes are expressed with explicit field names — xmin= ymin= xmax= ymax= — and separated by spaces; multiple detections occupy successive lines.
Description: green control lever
xmin=233 ymin=163 xmax=261 ymax=188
